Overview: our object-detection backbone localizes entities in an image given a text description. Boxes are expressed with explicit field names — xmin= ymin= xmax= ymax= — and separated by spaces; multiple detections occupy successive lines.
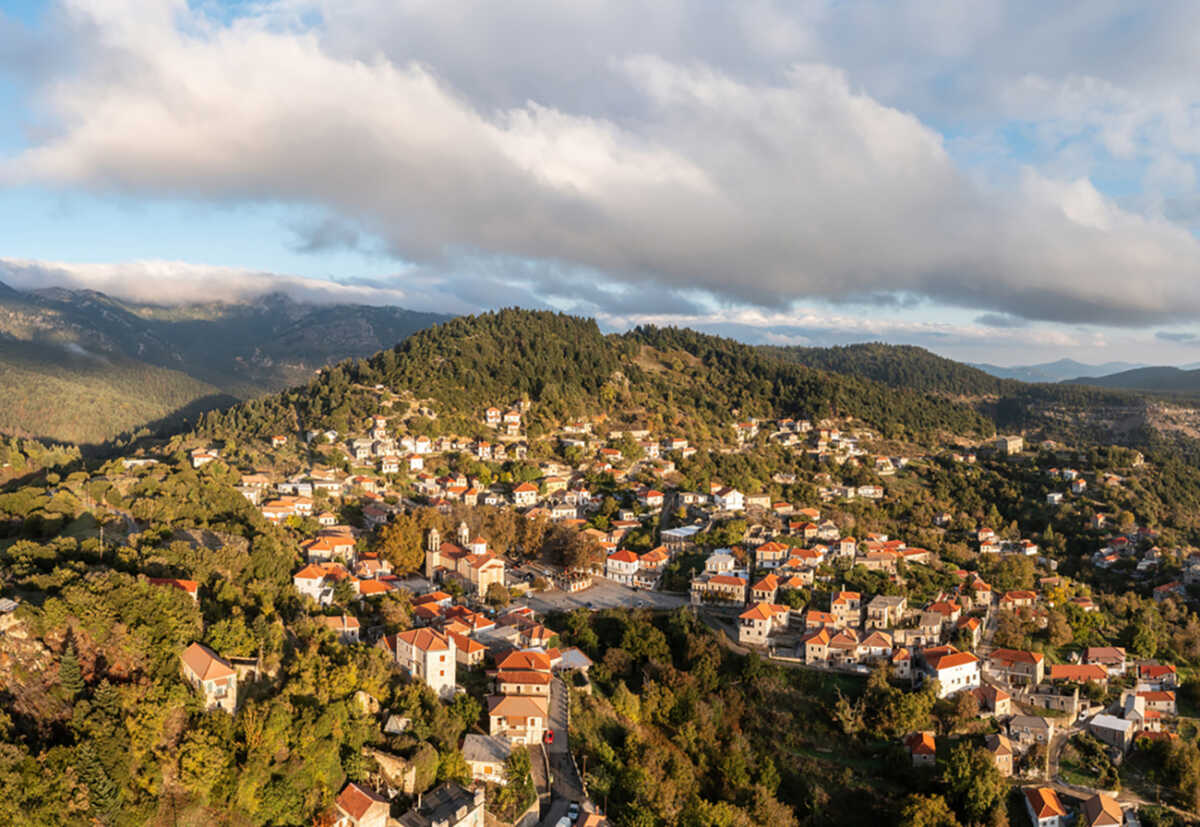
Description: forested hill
xmin=1064 ymin=366 xmax=1200 ymax=395
xmin=0 ymin=283 xmax=451 ymax=396
xmin=766 ymin=341 xmax=1154 ymax=437
xmin=0 ymin=338 xmax=236 ymax=446
xmin=0 ymin=280 xmax=450 ymax=443
xmin=199 ymin=309 xmax=995 ymax=443
xmin=766 ymin=342 xmax=1014 ymax=396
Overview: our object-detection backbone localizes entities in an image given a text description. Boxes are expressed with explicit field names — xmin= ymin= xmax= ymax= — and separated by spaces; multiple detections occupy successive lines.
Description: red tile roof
xmin=1025 ymin=787 xmax=1066 ymax=819
xmin=336 ymin=783 xmax=387 ymax=820
xmin=180 ymin=642 xmax=235 ymax=681
xmin=397 ymin=628 xmax=450 ymax=653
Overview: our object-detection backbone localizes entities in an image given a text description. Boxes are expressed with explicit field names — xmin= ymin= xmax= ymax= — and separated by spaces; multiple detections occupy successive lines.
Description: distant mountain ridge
xmin=970 ymin=358 xmax=1147 ymax=383
xmin=1063 ymin=365 xmax=1200 ymax=394
xmin=0 ymin=281 xmax=451 ymax=443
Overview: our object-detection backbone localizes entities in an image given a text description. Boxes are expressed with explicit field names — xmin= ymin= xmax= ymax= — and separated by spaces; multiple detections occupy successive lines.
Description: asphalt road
xmin=541 ymin=678 xmax=585 ymax=826
xmin=524 ymin=579 xmax=689 ymax=614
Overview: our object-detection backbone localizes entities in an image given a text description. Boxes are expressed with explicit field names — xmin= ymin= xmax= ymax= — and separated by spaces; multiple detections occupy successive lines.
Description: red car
xmin=543 ymin=728 xmax=555 ymax=744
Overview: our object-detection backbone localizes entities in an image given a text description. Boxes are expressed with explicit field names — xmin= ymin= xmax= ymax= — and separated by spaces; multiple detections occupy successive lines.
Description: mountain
xmin=761 ymin=340 xmax=1180 ymax=448
xmin=970 ymin=358 xmax=1145 ymax=383
xmin=0 ymin=281 xmax=451 ymax=443
xmin=1064 ymin=365 xmax=1200 ymax=394
xmin=0 ymin=338 xmax=234 ymax=446
xmin=199 ymin=310 xmax=996 ymax=443
xmin=766 ymin=342 xmax=1013 ymax=396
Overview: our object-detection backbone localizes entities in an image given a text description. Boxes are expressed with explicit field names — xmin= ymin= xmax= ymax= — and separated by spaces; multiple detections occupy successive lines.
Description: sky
xmin=4 ymin=2 xmax=1200 ymax=365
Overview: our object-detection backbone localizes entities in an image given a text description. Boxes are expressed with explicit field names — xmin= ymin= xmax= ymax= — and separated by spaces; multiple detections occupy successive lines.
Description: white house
xmin=605 ymin=549 xmax=640 ymax=586
xmin=512 ymin=482 xmax=539 ymax=506
xmin=391 ymin=628 xmax=456 ymax=699
xmin=1024 ymin=787 xmax=1067 ymax=827
xmin=920 ymin=646 xmax=981 ymax=698
xmin=713 ymin=487 xmax=745 ymax=511
xmin=738 ymin=602 xmax=791 ymax=646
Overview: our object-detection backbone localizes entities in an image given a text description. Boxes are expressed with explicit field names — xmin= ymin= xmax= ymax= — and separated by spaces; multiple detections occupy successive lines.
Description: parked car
xmin=544 ymin=728 xmax=555 ymax=744
xmin=568 ymin=801 xmax=581 ymax=823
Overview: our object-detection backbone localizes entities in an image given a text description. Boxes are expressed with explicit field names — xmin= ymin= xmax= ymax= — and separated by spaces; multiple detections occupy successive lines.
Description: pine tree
xmin=77 ymin=741 xmax=120 ymax=823
xmin=58 ymin=642 xmax=84 ymax=700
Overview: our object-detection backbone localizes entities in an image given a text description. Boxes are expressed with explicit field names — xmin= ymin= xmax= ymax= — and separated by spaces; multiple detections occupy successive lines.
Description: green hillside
xmin=765 ymin=342 xmax=1013 ymax=396
xmin=0 ymin=280 xmax=450 ymax=444
xmin=200 ymin=309 xmax=995 ymax=442
xmin=1064 ymin=366 xmax=1200 ymax=395
xmin=0 ymin=339 xmax=235 ymax=445
xmin=765 ymin=340 xmax=1146 ymax=439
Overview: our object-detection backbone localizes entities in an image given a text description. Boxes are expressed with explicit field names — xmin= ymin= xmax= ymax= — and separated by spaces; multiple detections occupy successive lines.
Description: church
xmin=424 ymin=523 xmax=507 ymax=598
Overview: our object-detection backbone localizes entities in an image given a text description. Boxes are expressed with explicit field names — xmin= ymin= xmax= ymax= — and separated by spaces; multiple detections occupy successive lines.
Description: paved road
xmin=529 ymin=744 xmax=551 ymax=816
xmin=540 ymin=678 xmax=585 ymax=826
xmin=524 ymin=579 xmax=689 ymax=614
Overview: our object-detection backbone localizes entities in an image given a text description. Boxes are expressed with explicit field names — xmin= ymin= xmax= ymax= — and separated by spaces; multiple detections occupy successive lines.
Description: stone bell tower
xmin=425 ymin=527 xmax=440 ymax=579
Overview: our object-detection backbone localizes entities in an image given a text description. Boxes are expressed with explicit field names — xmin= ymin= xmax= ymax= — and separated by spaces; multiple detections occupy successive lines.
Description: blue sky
xmin=5 ymin=1 xmax=1200 ymax=365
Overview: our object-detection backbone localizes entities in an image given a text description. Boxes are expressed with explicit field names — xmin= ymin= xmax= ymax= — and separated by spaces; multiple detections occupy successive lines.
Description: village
xmin=164 ymin=394 xmax=1190 ymax=827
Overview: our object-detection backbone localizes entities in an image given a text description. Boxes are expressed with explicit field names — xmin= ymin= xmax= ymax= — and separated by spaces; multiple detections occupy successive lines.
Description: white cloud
xmin=6 ymin=1 xmax=1200 ymax=325
xmin=0 ymin=257 xmax=469 ymax=310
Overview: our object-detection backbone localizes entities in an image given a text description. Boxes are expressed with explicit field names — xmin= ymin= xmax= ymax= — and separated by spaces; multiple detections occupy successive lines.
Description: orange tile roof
xmin=990 ymin=648 xmax=1044 ymax=665
xmin=1025 ymin=787 xmax=1066 ymax=819
xmin=336 ymin=783 xmax=388 ymax=820
xmin=1049 ymin=664 xmax=1107 ymax=682
xmin=904 ymin=731 xmax=936 ymax=755
xmin=707 ymin=575 xmax=746 ymax=587
xmin=181 ymin=642 xmax=235 ymax=681
xmin=739 ymin=602 xmax=789 ymax=621
xmin=801 ymin=627 xmax=831 ymax=645
xmin=752 ymin=574 xmax=780 ymax=591
xmin=927 ymin=650 xmax=979 ymax=671
xmin=496 ymin=670 xmax=553 ymax=685
xmin=397 ymin=628 xmax=451 ymax=653
xmin=148 ymin=577 xmax=199 ymax=595
xmin=496 ymin=650 xmax=552 ymax=672
xmin=639 ymin=548 xmax=669 ymax=564
xmin=447 ymin=631 xmax=486 ymax=654
xmin=1138 ymin=691 xmax=1176 ymax=702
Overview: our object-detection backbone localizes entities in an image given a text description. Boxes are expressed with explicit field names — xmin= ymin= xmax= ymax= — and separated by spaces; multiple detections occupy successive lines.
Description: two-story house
xmin=605 ymin=549 xmax=640 ymax=586
xmin=865 ymin=595 xmax=906 ymax=629
xmin=919 ymin=645 xmax=980 ymax=698
xmin=180 ymin=642 xmax=238 ymax=713
xmin=486 ymin=694 xmax=549 ymax=745
xmin=391 ymin=628 xmax=456 ymax=699
xmin=987 ymin=649 xmax=1045 ymax=687
xmin=737 ymin=602 xmax=791 ymax=647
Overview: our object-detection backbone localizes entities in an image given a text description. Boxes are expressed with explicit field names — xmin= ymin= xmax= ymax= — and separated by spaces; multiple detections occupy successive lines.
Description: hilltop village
xmin=151 ymin=385 xmax=1189 ymax=826
xmin=5 ymin=325 xmax=1200 ymax=827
